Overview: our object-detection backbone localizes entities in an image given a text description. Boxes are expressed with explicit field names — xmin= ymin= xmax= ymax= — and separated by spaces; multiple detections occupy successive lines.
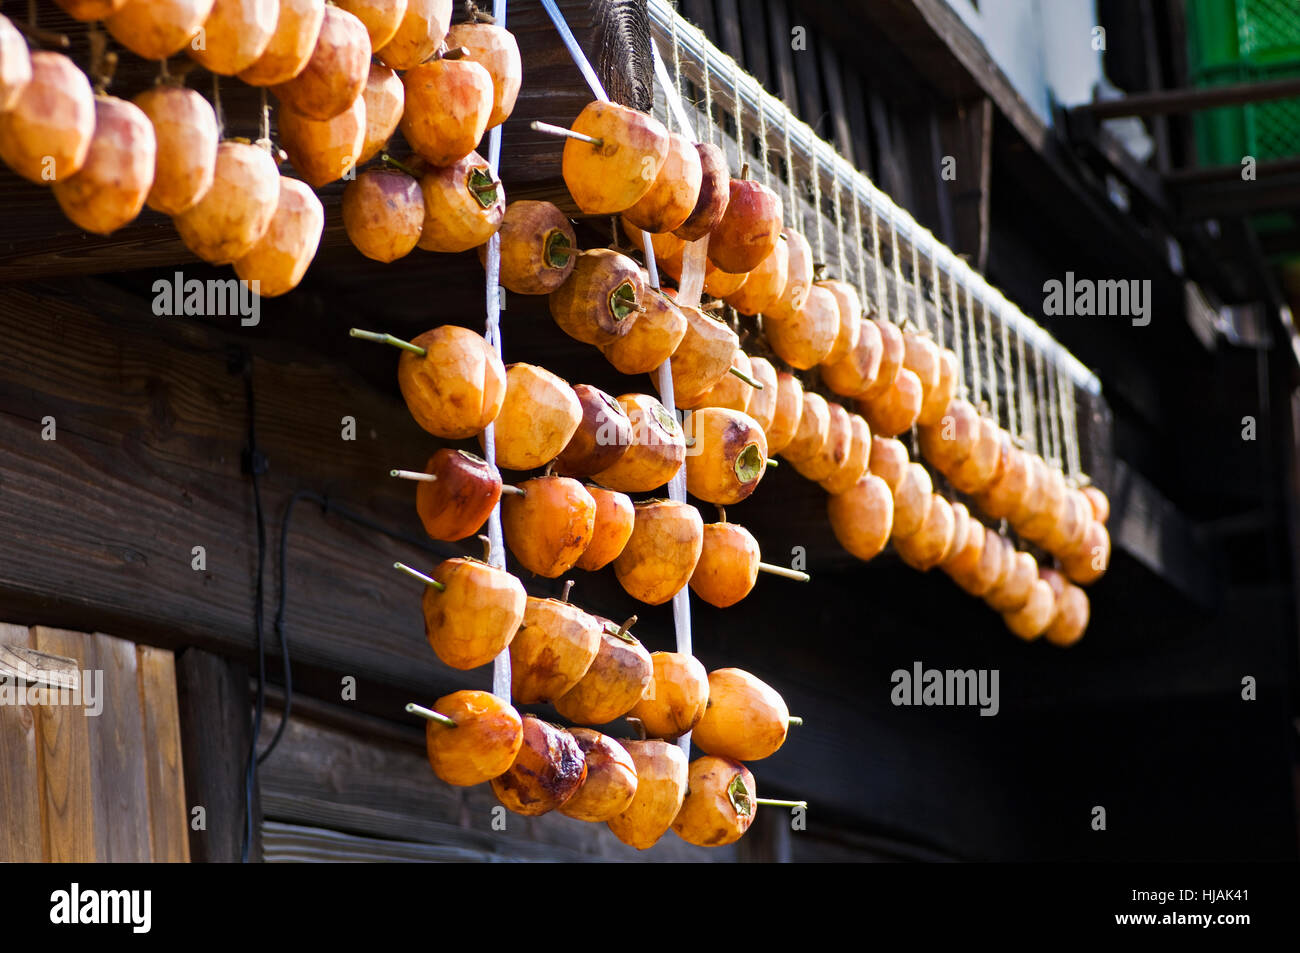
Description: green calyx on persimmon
xmin=545 ymin=228 xmax=574 ymax=267
xmin=467 ymin=166 xmax=501 ymax=209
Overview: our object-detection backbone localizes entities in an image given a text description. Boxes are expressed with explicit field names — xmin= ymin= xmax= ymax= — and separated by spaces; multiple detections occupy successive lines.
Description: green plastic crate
xmin=1187 ymin=0 xmax=1300 ymax=72
xmin=1187 ymin=0 xmax=1300 ymax=165
xmin=1192 ymin=62 xmax=1300 ymax=164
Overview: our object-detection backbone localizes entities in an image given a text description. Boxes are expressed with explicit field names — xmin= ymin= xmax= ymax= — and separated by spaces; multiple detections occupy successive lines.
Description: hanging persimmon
xmin=491 ymin=715 xmax=586 ymax=816
xmin=553 ymin=618 xmax=653 ymax=726
xmin=613 ymin=499 xmax=704 ymax=606
xmin=509 ymin=594 xmax=603 ymax=705
xmin=558 ymin=729 xmax=639 ymax=822
xmin=606 ymin=740 xmax=687 ymax=849
xmin=561 ymin=100 xmax=670 ymax=215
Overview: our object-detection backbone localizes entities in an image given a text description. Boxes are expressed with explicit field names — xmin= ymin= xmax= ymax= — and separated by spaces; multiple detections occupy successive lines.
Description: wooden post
xmin=176 ymin=648 xmax=260 ymax=862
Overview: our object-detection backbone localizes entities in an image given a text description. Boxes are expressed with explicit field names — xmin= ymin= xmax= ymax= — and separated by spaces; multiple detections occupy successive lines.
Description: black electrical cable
xmin=257 ymin=489 xmax=324 ymax=766
xmin=236 ymin=400 xmax=461 ymax=861
xmin=241 ymin=363 xmax=267 ymax=865
xmin=259 ymin=493 xmax=457 ymax=766
xmin=233 ymin=352 xmax=476 ymax=860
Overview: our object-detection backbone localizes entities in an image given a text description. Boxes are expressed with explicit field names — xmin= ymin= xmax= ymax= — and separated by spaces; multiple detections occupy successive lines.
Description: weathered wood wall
xmin=0 ymin=624 xmax=188 ymax=862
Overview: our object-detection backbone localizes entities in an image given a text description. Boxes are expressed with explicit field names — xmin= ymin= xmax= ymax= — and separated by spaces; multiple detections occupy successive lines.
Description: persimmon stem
xmin=530 ymin=120 xmax=603 ymax=147
xmin=766 ymin=458 xmax=779 ymax=468
xmin=758 ymin=563 xmax=810 ymax=582
xmin=728 ymin=366 xmax=763 ymax=389
xmin=380 ymin=153 xmax=421 ymax=178
xmin=606 ymin=615 xmax=638 ymax=642
xmin=757 ymin=798 xmax=807 ymax=809
xmin=394 ymin=562 xmax=445 ymax=591
xmin=787 ymin=716 xmax=804 ymax=726
xmin=500 ymin=485 xmax=526 ymax=496
xmin=478 ymin=534 xmax=492 ymax=563
xmin=391 ymin=469 xmax=436 ymax=482
xmin=561 ymin=580 xmax=575 ymax=602
xmin=14 ymin=20 xmax=69 ymax=48
xmin=405 ymin=703 xmax=457 ymax=728
xmin=717 ymin=505 xmax=727 ymax=523
xmin=350 ymin=328 xmax=426 ymax=356
xmin=625 ymin=716 xmax=647 ymax=741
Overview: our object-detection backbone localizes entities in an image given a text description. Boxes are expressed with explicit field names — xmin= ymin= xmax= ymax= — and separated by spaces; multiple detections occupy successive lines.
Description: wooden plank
xmin=818 ymin=40 xmax=855 ymax=167
xmin=739 ymin=0 xmax=772 ymax=90
xmin=1070 ymin=75 xmax=1300 ymax=120
xmin=31 ymin=627 xmax=97 ymax=863
xmin=1137 ymin=0 xmax=1172 ymax=174
xmin=868 ymin=87 xmax=905 ymax=202
xmin=176 ymin=649 xmax=257 ymax=863
xmin=678 ymin=0 xmax=718 ymax=42
xmin=840 ymin=51 xmax=874 ymax=178
xmin=0 ymin=624 xmax=43 ymax=862
xmin=938 ymin=98 xmax=993 ymax=270
xmin=788 ymin=0 xmax=828 ymax=136
xmin=1109 ymin=460 xmax=1219 ymax=607
xmin=765 ymin=0 xmax=799 ymax=109
xmin=87 ymin=633 xmax=153 ymax=862
xmin=712 ymin=0 xmax=745 ymax=62
xmin=137 ymin=645 xmax=191 ymax=862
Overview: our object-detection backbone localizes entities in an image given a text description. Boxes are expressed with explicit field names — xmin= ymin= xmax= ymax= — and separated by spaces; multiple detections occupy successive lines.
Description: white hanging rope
xmin=853 ymin=187 xmax=869 ymax=311
xmin=1017 ymin=325 xmax=1035 ymax=452
xmin=783 ymin=109 xmax=796 ymax=227
xmin=888 ymin=201 xmax=906 ymax=327
xmin=543 ymin=2 xmax=696 ymax=751
xmin=1000 ymin=300 xmax=1017 ymax=440
xmin=949 ymin=258 xmax=965 ymax=395
xmin=653 ymin=40 xmax=695 ymax=138
xmin=966 ymin=281 xmax=980 ymax=406
xmin=732 ymin=56 xmax=744 ymax=168
xmin=909 ymin=232 xmax=924 ymax=335
xmin=813 ymin=152 xmax=825 ymax=266
xmin=701 ymin=51 xmax=713 ymax=145
xmin=871 ymin=196 xmax=888 ymax=323
xmin=927 ymin=232 xmax=944 ymax=351
xmin=983 ymin=297 xmax=998 ymax=426
xmin=484 ymin=0 xmax=511 ymax=701
xmin=834 ymin=176 xmax=847 ymax=285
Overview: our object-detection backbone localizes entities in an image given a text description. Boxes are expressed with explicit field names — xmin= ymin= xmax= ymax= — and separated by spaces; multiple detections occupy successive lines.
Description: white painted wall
xmin=941 ymin=0 xmax=1107 ymax=121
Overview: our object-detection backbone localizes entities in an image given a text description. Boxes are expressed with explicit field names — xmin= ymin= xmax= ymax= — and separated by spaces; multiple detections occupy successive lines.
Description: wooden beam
xmin=1108 ymin=460 xmax=1219 ymax=608
xmin=850 ymin=0 xmax=1049 ymax=153
xmin=1069 ymin=76 xmax=1300 ymax=120
xmin=1174 ymin=169 xmax=1300 ymax=219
